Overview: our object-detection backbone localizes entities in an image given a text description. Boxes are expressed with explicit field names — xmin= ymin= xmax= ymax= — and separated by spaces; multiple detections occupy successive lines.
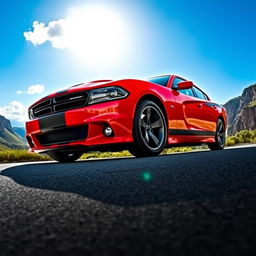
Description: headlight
xmin=28 ymin=108 xmax=33 ymax=119
xmin=88 ymin=86 xmax=129 ymax=105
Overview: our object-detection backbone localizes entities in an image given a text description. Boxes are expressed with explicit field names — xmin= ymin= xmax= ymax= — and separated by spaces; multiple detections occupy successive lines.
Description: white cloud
xmin=27 ymin=84 xmax=45 ymax=94
xmin=24 ymin=20 xmax=67 ymax=49
xmin=16 ymin=84 xmax=45 ymax=95
xmin=23 ymin=21 xmax=49 ymax=46
xmin=0 ymin=101 xmax=27 ymax=122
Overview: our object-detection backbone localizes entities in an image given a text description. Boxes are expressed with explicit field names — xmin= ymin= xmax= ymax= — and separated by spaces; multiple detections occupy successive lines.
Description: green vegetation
xmin=0 ymin=147 xmax=197 ymax=163
xmin=80 ymin=150 xmax=132 ymax=159
xmin=226 ymin=129 xmax=256 ymax=146
xmin=247 ymin=100 xmax=256 ymax=108
xmin=80 ymin=146 xmax=196 ymax=160
xmin=163 ymin=147 xmax=195 ymax=153
xmin=0 ymin=150 xmax=50 ymax=163
xmin=0 ymin=130 xmax=255 ymax=163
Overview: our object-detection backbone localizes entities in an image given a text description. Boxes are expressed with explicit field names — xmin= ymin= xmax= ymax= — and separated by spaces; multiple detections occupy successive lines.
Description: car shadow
xmin=1 ymin=147 xmax=256 ymax=206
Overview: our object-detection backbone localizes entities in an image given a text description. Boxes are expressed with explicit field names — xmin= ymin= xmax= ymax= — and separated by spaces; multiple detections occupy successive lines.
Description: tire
xmin=47 ymin=151 xmax=82 ymax=162
xmin=129 ymin=100 xmax=167 ymax=157
xmin=208 ymin=118 xmax=226 ymax=150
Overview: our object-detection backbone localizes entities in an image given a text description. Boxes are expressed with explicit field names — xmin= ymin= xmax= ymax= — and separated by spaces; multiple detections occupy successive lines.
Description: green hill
xmin=0 ymin=128 xmax=27 ymax=149
xmin=0 ymin=115 xmax=27 ymax=150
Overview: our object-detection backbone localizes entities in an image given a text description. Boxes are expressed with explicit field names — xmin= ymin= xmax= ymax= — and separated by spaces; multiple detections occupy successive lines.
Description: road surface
xmin=0 ymin=145 xmax=256 ymax=255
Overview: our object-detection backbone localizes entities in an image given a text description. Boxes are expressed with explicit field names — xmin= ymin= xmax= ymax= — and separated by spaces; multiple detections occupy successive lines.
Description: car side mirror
xmin=176 ymin=81 xmax=193 ymax=90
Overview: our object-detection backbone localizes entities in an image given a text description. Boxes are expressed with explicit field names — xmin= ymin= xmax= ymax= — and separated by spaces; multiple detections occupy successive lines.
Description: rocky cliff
xmin=224 ymin=84 xmax=256 ymax=135
xmin=0 ymin=115 xmax=13 ymax=133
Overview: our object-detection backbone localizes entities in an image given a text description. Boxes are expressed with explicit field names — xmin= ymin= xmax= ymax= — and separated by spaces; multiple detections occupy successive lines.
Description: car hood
xmin=70 ymin=80 xmax=114 ymax=89
xmin=29 ymin=78 xmax=149 ymax=109
xmin=28 ymin=79 xmax=117 ymax=108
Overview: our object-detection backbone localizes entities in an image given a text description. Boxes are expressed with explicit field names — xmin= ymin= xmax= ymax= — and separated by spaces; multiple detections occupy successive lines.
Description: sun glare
xmin=65 ymin=5 xmax=129 ymax=67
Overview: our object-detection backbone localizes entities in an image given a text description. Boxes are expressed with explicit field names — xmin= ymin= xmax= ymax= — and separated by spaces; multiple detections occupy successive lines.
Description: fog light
xmin=104 ymin=126 xmax=113 ymax=137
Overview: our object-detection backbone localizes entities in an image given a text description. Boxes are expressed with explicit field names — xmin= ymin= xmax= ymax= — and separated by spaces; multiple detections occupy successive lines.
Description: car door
xmin=171 ymin=77 xmax=206 ymax=132
xmin=192 ymin=86 xmax=219 ymax=133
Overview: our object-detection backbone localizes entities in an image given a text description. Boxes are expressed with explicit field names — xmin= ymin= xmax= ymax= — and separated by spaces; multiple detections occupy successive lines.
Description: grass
xmin=80 ymin=150 xmax=132 ymax=160
xmin=0 ymin=129 xmax=255 ymax=163
xmin=226 ymin=129 xmax=256 ymax=146
xmin=0 ymin=147 xmax=198 ymax=163
xmin=0 ymin=150 xmax=50 ymax=163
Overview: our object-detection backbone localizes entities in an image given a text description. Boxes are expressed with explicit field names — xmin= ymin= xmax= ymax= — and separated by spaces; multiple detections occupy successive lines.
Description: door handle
xmin=197 ymin=103 xmax=202 ymax=108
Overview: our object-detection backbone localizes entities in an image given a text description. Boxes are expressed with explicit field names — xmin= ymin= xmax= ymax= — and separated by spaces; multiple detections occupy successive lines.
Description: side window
xmin=193 ymin=86 xmax=208 ymax=100
xmin=179 ymin=88 xmax=194 ymax=97
xmin=147 ymin=75 xmax=170 ymax=87
xmin=172 ymin=77 xmax=185 ymax=88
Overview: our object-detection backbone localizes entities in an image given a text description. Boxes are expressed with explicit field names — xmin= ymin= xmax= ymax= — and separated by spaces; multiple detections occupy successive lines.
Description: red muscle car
xmin=26 ymin=75 xmax=227 ymax=162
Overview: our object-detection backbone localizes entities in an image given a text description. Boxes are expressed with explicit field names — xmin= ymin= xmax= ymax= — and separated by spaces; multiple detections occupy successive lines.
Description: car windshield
xmin=147 ymin=75 xmax=170 ymax=87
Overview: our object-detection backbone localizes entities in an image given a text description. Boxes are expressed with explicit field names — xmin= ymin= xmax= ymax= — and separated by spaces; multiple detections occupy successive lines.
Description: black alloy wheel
xmin=129 ymin=100 xmax=167 ymax=157
xmin=208 ymin=118 xmax=226 ymax=150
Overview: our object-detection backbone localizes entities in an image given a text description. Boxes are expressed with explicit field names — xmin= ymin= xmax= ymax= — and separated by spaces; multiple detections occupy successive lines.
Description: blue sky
xmin=0 ymin=0 xmax=255 ymax=126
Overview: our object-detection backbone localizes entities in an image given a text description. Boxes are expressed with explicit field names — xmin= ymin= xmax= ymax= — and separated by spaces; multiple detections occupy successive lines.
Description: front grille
xmin=30 ymin=91 xmax=88 ymax=119
xmin=37 ymin=126 xmax=87 ymax=146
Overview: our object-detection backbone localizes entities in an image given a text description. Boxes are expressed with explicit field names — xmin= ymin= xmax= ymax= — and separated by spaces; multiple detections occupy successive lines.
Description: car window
xmin=193 ymin=86 xmax=208 ymax=100
xmin=147 ymin=76 xmax=170 ymax=87
xmin=172 ymin=77 xmax=185 ymax=88
xmin=173 ymin=77 xmax=195 ymax=97
xmin=179 ymin=88 xmax=194 ymax=97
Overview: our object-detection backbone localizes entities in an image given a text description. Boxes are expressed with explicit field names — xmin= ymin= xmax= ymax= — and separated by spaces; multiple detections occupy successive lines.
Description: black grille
xmin=30 ymin=91 xmax=88 ymax=118
xmin=37 ymin=126 xmax=87 ymax=146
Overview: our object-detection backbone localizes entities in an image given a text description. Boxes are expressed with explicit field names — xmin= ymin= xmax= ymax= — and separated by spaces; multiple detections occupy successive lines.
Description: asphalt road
xmin=1 ymin=145 xmax=256 ymax=256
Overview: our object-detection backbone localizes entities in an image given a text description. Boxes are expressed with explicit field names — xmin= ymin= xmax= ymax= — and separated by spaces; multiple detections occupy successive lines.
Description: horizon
xmin=0 ymin=0 xmax=255 ymax=127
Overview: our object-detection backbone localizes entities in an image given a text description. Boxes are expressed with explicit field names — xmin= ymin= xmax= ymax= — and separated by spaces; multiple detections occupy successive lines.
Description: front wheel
xmin=47 ymin=151 xmax=83 ymax=162
xmin=129 ymin=100 xmax=167 ymax=157
xmin=208 ymin=119 xmax=226 ymax=150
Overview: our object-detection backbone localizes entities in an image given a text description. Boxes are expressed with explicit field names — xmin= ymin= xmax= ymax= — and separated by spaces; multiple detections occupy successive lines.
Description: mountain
xmin=224 ymin=84 xmax=256 ymax=135
xmin=0 ymin=115 xmax=27 ymax=149
xmin=13 ymin=127 xmax=26 ymax=140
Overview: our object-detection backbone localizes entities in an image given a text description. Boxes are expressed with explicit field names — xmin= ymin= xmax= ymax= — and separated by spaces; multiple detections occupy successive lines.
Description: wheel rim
xmin=139 ymin=105 xmax=165 ymax=150
xmin=216 ymin=120 xmax=225 ymax=147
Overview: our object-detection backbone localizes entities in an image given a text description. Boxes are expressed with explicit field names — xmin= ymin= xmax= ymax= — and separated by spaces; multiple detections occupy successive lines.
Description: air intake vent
xmin=37 ymin=126 xmax=87 ymax=146
xmin=30 ymin=91 xmax=88 ymax=119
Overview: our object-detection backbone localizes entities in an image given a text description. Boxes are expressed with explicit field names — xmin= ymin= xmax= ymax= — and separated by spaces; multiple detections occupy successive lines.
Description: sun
xmin=64 ymin=5 xmax=129 ymax=67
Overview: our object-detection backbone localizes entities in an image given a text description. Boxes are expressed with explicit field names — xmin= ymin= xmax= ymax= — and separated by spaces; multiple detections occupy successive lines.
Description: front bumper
xmin=26 ymin=100 xmax=134 ymax=153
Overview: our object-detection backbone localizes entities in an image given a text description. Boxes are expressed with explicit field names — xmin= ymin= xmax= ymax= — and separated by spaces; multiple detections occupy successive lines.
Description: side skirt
xmin=169 ymin=129 xmax=215 ymax=137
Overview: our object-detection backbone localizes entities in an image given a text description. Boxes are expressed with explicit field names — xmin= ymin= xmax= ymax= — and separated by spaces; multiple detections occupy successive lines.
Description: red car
xmin=26 ymin=75 xmax=227 ymax=162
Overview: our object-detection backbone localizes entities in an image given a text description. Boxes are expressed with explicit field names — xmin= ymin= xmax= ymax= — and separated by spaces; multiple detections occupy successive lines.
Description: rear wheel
xmin=129 ymin=100 xmax=167 ymax=157
xmin=47 ymin=151 xmax=82 ymax=162
xmin=208 ymin=118 xmax=226 ymax=150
